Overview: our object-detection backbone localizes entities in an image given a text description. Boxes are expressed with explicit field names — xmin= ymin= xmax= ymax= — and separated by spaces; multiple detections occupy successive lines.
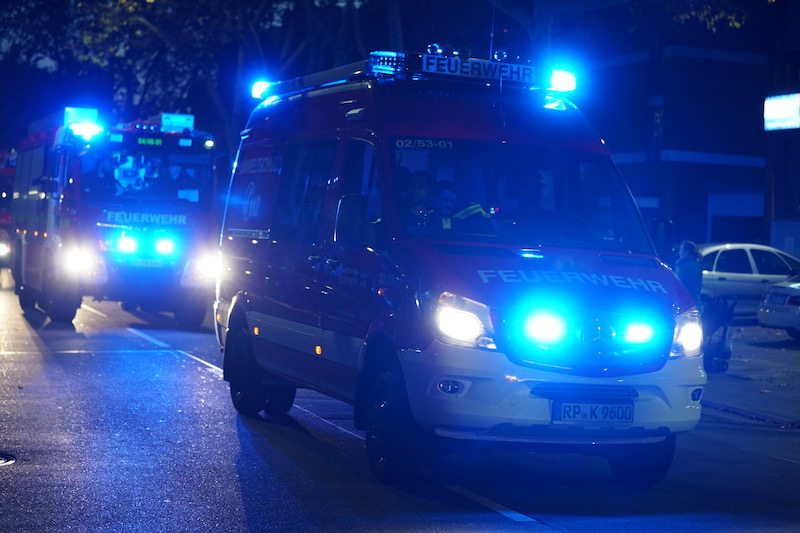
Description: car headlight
xmin=671 ymin=309 xmax=703 ymax=358
xmin=434 ymin=292 xmax=497 ymax=349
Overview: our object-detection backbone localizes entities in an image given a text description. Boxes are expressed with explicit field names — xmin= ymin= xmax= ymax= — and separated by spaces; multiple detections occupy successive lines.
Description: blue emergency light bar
xmin=253 ymin=50 xmax=576 ymax=103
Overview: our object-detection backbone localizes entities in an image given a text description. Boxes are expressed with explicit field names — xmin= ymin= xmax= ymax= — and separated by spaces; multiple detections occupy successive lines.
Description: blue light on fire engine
xmin=252 ymin=80 xmax=271 ymax=99
xmin=111 ymin=232 xmax=178 ymax=256
xmin=524 ymin=311 xmax=568 ymax=345
xmin=549 ymin=69 xmax=577 ymax=92
xmin=68 ymin=122 xmax=104 ymax=141
xmin=518 ymin=305 xmax=658 ymax=349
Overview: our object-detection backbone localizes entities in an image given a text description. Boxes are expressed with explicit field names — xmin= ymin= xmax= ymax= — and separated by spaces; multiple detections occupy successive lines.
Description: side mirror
xmin=334 ymin=194 xmax=366 ymax=246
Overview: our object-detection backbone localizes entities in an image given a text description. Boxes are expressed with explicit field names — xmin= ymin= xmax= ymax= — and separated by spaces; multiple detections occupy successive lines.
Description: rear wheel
xmin=606 ymin=434 xmax=676 ymax=486
xmin=365 ymin=369 xmax=426 ymax=484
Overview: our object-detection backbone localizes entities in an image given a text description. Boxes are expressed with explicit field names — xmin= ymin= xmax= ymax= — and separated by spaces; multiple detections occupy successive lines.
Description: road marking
xmin=292 ymin=404 xmax=364 ymax=439
xmin=127 ymin=328 xmax=171 ymax=348
xmin=176 ymin=349 xmax=224 ymax=378
xmin=738 ymin=446 xmax=800 ymax=466
xmin=128 ymin=327 xmax=538 ymax=523
xmin=445 ymin=485 xmax=538 ymax=522
xmin=80 ymin=304 xmax=108 ymax=317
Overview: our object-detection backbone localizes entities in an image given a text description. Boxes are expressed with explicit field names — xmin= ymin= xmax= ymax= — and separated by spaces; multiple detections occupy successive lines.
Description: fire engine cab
xmin=12 ymin=107 xmax=218 ymax=325
xmin=216 ymin=50 xmax=707 ymax=485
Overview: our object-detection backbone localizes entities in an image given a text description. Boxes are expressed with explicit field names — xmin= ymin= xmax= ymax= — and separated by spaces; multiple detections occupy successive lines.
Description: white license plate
xmin=554 ymin=402 xmax=634 ymax=424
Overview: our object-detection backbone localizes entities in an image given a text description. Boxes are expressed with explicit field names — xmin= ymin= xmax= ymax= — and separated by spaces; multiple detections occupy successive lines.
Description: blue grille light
xmin=524 ymin=311 xmax=567 ymax=345
xmin=118 ymin=234 xmax=138 ymax=253
xmin=623 ymin=322 xmax=655 ymax=344
xmin=156 ymin=238 xmax=176 ymax=255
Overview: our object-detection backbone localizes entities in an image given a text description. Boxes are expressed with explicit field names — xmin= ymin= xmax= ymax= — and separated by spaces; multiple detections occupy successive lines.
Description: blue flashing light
xmin=622 ymin=322 xmax=655 ymax=344
xmin=118 ymin=234 xmax=138 ymax=253
xmin=549 ymin=69 xmax=576 ymax=92
xmin=252 ymin=80 xmax=271 ymax=99
xmin=156 ymin=238 xmax=176 ymax=255
xmin=69 ymin=122 xmax=104 ymax=141
xmin=524 ymin=311 xmax=568 ymax=345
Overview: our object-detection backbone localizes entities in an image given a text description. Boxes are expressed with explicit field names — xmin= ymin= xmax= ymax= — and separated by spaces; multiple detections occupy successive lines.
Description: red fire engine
xmin=12 ymin=107 xmax=219 ymax=324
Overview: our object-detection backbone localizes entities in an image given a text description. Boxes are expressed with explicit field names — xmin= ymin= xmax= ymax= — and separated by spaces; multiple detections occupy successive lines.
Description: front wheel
xmin=365 ymin=369 xmax=426 ymax=484
xmin=17 ymin=285 xmax=39 ymax=310
xmin=41 ymin=280 xmax=80 ymax=323
xmin=606 ymin=434 xmax=676 ymax=486
xmin=226 ymin=329 xmax=267 ymax=416
xmin=174 ymin=290 xmax=209 ymax=327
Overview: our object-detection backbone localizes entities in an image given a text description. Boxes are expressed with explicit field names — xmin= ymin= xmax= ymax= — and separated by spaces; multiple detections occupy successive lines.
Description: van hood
xmin=397 ymin=241 xmax=691 ymax=377
xmin=401 ymin=241 xmax=685 ymax=309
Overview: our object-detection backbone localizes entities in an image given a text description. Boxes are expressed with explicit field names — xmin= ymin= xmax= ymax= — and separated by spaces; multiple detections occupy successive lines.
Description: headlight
xmin=671 ymin=309 xmax=703 ymax=358
xmin=185 ymin=252 xmax=220 ymax=283
xmin=62 ymin=246 xmax=97 ymax=277
xmin=0 ymin=242 xmax=10 ymax=257
xmin=434 ymin=292 xmax=496 ymax=349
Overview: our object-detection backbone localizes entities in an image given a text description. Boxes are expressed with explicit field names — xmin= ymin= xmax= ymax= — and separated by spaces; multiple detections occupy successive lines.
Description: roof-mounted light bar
xmin=253 ymin=49 xmax=575 ymax=103
xmin=369 ymin=51 xmax=537 ymax=86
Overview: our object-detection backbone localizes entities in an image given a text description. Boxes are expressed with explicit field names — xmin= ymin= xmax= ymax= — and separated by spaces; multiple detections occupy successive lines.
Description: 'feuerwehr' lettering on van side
xmin=477 ymin=269 xmax=668 ymax=293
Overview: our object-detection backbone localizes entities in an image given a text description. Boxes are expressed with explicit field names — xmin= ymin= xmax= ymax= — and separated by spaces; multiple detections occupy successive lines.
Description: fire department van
xmin=215 ymin=50 xmax=706 ymax=485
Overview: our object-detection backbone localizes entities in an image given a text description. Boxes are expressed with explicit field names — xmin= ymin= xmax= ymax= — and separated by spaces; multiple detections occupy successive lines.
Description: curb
xmin=701 ymin=399 xmax=798 ymax=428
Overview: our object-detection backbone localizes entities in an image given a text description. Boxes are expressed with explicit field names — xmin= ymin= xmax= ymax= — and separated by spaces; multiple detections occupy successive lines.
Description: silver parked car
xmin=757 ymin=275 xmax=800 ymax=340
xmin=698 ymin=243 xmax=800 ymax=316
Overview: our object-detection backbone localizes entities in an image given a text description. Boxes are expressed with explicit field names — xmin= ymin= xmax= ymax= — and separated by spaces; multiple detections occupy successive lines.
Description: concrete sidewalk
xmin=700 ymin=320 xmax=800 ymax=427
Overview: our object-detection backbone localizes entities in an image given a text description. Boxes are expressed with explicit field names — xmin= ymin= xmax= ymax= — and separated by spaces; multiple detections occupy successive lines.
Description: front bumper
xmin=401 ymin=339 xmax=706 ymax=445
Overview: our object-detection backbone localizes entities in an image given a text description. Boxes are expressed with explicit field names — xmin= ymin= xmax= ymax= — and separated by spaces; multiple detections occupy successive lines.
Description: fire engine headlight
xmin=184 ymin=251 xmax=220 ymax=283
xmin=435 ymin=292 xmax=496 ymax=349
xmin=0 ymin=243 xmax=10 ymax=257
xmin=671 ymin=309 xmax=703 ymax=358
xmin=63 ymin=247 xmax=96 ymax=276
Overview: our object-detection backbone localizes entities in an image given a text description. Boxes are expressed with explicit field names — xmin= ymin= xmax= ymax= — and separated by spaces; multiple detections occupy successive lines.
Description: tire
xmin=42 ymin=281 xmax=80 ymax=323
xmin=226 ymin=329 xmax=267 ymax=416
xmin=606 ymin=434 xmax=676 ymax=486
xmin=174 ymin=290 xmax=208 ymax=327
xmin=17 ymin=285 xmax=39 ymax=310
xmin=264 ymin=383 xmax=297 ymax=418
xmin=365 ymin=369 xmax=425 ymax=484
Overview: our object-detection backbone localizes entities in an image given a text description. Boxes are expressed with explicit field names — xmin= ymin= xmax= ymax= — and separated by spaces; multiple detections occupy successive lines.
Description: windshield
xmin=78 ymin=148 xmax=212 ymax=208
xmin=392 ymin=137 xmax=652 ymax=254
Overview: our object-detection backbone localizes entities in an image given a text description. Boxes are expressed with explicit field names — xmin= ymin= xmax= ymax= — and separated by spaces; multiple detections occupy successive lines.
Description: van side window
xmin=272 ymin=141 xmax=336 ymax=243
xmin=343 ymin=139 xmax=383 ymax=241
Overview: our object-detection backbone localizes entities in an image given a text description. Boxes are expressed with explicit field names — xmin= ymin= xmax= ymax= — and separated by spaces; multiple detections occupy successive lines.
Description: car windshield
xmin=392 ymin=137 xmax=653 ymax=254
xmin=77 ymin=149 xmax=212 ymax=209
